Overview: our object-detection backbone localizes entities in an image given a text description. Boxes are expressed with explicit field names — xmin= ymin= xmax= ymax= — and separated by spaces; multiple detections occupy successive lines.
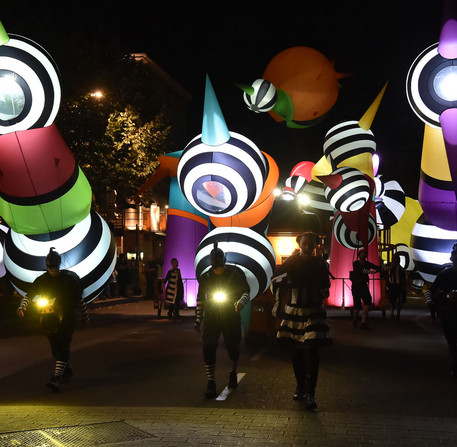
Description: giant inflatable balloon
xmin=0 ymin=21 xmax=115 ymax=303
xmin=133 ymin=152 xmax=210 ymax=308
xmin=178 ymin=76 xmax=268 ymax=217
xmin=241 ymin=47 xmax=347 ymax=128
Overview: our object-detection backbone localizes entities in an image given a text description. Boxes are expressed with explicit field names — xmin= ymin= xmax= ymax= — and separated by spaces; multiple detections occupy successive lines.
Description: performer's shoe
xmin=205 ymin=380 xmax=217 ymax=399
xmin=46 ymin=375 xmax=61 ymax=392
xmin=61 ymin=365 xmax=73 ymax=382
xmin=293 ymin=386 xmax=306 ymax=400
xmin=304 ymin=394 xmax=317 ymax=411
xmin=228 ymin=372 xmax=238 ymax=389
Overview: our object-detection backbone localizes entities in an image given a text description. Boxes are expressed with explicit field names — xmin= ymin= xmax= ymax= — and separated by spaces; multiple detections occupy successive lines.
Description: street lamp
xmin=90 ymin=91 xmax=104 ymax=99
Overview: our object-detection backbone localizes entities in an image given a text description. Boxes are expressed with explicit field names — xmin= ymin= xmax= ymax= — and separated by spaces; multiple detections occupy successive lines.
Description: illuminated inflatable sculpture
xmin=315 ymin=85 xmax=387 ymax=307
xmin=178 ymin=75 xmax=277 ymax=306
xmin=241 ymin=47 xmax=347 ymax=128
xmin=133 ymin=152 xmax=210 ymax=307
xmin=405 ymin=5 xmax=457 ymax=281
xmin=0 ymin=21 xmax=115 ymax=302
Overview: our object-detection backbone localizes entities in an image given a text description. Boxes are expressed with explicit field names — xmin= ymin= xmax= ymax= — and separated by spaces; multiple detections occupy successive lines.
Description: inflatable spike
xmin=202 ymin=75 xmax=230 ymax=146
xmin=358 ymin=83 xmax=388 ymax=131
xmin=0 ymin=21 xmax=9 ymax=46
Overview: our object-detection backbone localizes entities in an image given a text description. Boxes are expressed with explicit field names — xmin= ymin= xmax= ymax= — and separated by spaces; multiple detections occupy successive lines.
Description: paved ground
xmin=1 ymin=296 xmax=457 ymax=446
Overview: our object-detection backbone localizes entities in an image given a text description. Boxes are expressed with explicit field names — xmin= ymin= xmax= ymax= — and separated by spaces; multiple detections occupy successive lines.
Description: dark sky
xmin=1 ymin=0 xmax=447 ymax=198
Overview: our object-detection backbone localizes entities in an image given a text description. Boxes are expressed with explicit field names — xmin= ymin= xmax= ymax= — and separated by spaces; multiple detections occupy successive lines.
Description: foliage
xmin=57 ymin=89 xmax=171 ymax=214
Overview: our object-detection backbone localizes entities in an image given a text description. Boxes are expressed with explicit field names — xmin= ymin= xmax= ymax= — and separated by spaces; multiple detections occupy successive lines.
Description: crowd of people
xmin=15 ymin=235 xmax=457 ymax=413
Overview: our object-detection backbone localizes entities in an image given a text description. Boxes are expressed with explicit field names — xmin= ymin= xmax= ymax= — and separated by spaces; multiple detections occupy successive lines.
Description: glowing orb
xmin=194 ymin=226 xmax=276 ymax=300
xmin=177 ymin=132 xmax=267 ymax=217
xmin=333 ymin=212 xmax=377 ymax=250
xmin=323 ymin=120 xmax=376 ymax=169
xmin=324 ymin=167 xmax=371 ymax=212
xmin=4 ymin=211 xmax=116 ymax=303
xmin=243 ymin=79 xmax=277 ymax=113
xmin=0 ymin=34 xmax=61 ymax=134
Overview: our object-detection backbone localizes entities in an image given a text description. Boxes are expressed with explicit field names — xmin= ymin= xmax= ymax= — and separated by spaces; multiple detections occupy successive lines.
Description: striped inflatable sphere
xmin=177 ymin=132 xmax=267 ymax=217
xmin=4 ymin=211 xmax=116 ymax=303
xmin=394 ymin=243 xmax=415 ymax=271
xmin=0 ymin=224 xmax=8 ymax=277
xmin=285 ymin=175 xmax=307 ymax=195
xmin=301 ymin=180 xmax=335 ymax=216
xmin=375 ymin=175 xmax=406 ymax=230
xmin=323 ymin=120 xmax=376 ymax=169
xmin=333 ymin=212 xmax=377 ymax=249
xmin=410 ymin=213 xmax=457 ymax=283
xmin=0 ymin=34 xmax=61 ymax=134
xmin=243 ymin=79 xmax=277 ymax=113
xmin=324 ymin=167 xmax=371 ymax=212
xmin=194 ymin=227 xmax=276 ymax=300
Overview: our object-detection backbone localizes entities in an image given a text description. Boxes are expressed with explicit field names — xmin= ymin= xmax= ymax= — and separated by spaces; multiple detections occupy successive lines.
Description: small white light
xmin=433 ymin=66 xmax=457 ymax=101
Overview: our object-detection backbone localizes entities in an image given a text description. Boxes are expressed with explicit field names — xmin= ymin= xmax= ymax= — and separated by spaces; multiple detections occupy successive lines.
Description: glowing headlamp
xmin=34 ymin=296 xmax=55 ymax=313
xmin=213 ymin=291 xmax=227 ymax=303
xmin=36 ymin=297 xmax=49 ymax=308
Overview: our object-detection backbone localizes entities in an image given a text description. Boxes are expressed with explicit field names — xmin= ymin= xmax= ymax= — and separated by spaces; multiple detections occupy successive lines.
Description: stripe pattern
xmin=374 ymin=175 xmax=406 ymax=230
xmin=324 ymin=167 xmax=371 ymax=212
xmin=410 ymin=213 xmax=457 ymax=283
xmin=194 ymin=226 xmax=276 ymax=300
xmin=4 ymin=211 xmax=116 ymax=303
xmin=0 ymin=224 xmax=8 ymax=277
xmin=0 ymin=34 xmax=61 ymax=134
xmin=394 ymin=243 xmax=415 ymax=271
xmin=323 ymin=120 xmax=376 ymax=169
xmin=177 ymin=132 xmax=267 ymax=217
xmin=243 ymin=79 xmax=277 ymax=113
xmin=333 ymin=211 xmax=377 ymax=249
xmin=301 ymin=180 xmax=335 ymax=216
xmin=406 ymin=42 xmax=444 ymax=128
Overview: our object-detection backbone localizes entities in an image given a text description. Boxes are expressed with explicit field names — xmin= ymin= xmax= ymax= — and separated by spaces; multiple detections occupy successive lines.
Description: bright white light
xmin=297 ymin=193 xmax=311 ymax=206
xmin=213 ymin=291 xmax=227 ymax=302
xmin=91 ymin=91 xmax=104 ymax=98
xmin=273 ymin=188 xmax=282 ymax=197
xmin=0 ymin=74 xmax=25 ymax=120
xmin=36 ymin=297 xmax=49 ymax=308
xmin=433 ymin=66 xmax=457 ymax=101
xmin=280 ymin=192 xmax=295 ymax=201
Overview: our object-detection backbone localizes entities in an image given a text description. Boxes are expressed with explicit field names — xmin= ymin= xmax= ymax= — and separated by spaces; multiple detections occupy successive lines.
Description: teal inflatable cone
xmin=202 ymin=75 xmax=230 ymax=146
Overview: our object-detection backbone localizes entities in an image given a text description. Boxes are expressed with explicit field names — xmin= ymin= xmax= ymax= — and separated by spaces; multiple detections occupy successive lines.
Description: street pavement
xmin=1 ymin=295 xmax=457 ymax=446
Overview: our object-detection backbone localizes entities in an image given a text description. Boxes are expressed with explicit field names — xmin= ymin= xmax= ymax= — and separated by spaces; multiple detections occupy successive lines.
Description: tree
xmin=57 ymin=89 xmax=171 ymax=217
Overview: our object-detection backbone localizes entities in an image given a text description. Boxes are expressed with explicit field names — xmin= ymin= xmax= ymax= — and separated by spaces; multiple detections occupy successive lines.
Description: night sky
xmin=1 ymin=0 xmax=447 ymax=198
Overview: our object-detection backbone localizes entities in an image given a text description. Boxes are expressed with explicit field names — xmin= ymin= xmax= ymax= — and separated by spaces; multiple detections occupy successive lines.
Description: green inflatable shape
xmin=272 ymin=89 xmax=294 ymax=122
xmin=0 ymin=21 xmax=9 ymax=46
xmin=0 ymin=167 xmax=92 ymax=235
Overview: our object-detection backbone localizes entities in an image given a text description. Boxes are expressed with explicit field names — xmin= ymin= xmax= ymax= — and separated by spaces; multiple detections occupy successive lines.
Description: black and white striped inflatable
xmin=323 ymin=120 xmax=376 ymax=169
xmin=410 ymin=213 xmax=457 ymax=283
xmin=0 ymin=34 xmax=61 ymax=134
xmin=374 ymin=175 xmax=406 ymax=230
xmin=177 ymin=132 xmax=268 ymax=217
xmin=281 ymin=175 xmax=307 ymax=200
xmin=4 ymin=211 xmax=116 ymax=303
xmin=324 ymin=167 xmax=371 ymax=212
xmin=194 ymin=226 xmax=276 ymax=300
xmin=243 ymin=79 xmax=277 ymax=113
xmin=301 ymin=180 xmax=335 ymax=216
xmin=395 ymin=243 xmax=415 ymax=271
xmin=406 ymin=42 xmax=443 ymax=129
xmin=333 ymin=211 xmax=377 ymax=249
xmin=0 ymin=224 xmax=8 ymax=277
